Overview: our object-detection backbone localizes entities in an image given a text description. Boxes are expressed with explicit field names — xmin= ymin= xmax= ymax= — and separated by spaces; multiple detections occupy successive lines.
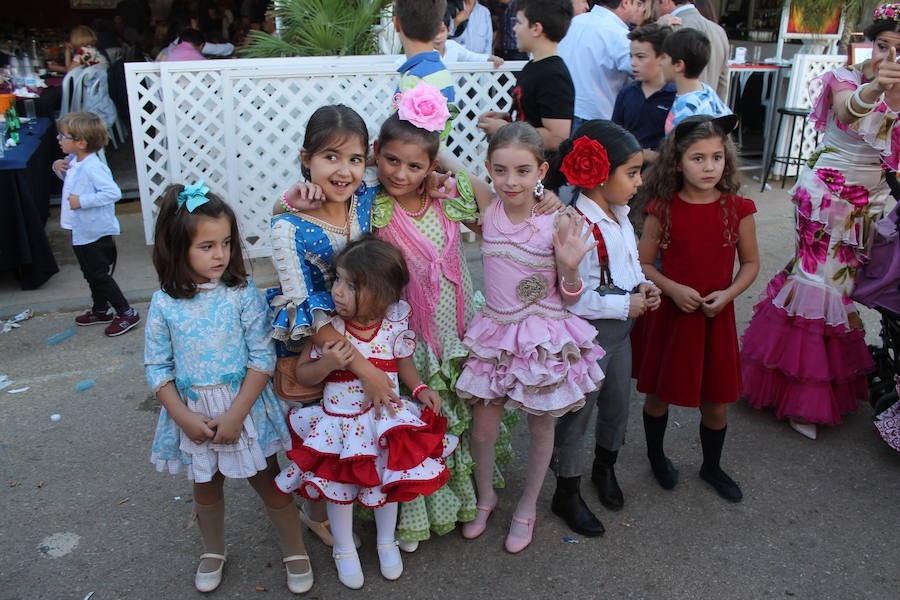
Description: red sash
xmin=572 ymin=205 xmax=612 ymax=287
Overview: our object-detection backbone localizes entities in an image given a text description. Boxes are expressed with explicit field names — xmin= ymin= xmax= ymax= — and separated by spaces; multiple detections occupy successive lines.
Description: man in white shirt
xmin=558 ymin=0 xmax=644 ymax=129
xmin=656 ymin=0 xmax=730 ymax=100
xmin=453 ymin=0 xmax=494 ymax=56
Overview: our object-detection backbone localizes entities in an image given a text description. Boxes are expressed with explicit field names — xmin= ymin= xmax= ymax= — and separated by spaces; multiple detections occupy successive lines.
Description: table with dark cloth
xmin=15 ymin=77 xmax=63 ymax=119
xmin=0 ymin=117 xmax=61 ymax=289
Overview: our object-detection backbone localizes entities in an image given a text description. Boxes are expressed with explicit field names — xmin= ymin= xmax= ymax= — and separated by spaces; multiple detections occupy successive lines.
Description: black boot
xmin=643 ymin=410 xmax=679 ymax=490
xmin=591 ymin=446 xmax=624 ymax=511
xmin=699 ymin=424 xmax=743 ymax=502
xmin=551 ymin=476 xmax=605 ymax=537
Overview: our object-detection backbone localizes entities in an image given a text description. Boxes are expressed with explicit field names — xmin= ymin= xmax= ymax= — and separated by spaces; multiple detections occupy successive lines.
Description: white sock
xmin=326 ymin=503 xmax=361 ymax=576
xmin=374 ymin=503 xmax=400 ymax=566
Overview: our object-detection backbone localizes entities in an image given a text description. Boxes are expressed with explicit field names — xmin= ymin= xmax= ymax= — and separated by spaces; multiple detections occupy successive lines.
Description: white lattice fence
xmin=125 ymin=56 xmax=524 ymax=256
xmin=774 ymin=53 xmax=848 ymax=177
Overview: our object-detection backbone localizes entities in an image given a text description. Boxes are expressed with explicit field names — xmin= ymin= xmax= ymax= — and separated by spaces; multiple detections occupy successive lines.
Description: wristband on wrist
xmin=280 ymin=190 xmax=300 ymax=213
xmin=411 ymin=384 xmax=429 ymax=400
xmin=560 ymin=277 xmax=585 ymax=296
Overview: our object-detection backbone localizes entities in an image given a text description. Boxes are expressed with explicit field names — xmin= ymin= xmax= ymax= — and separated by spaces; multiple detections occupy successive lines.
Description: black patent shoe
xmin=649 ymin=456 xmax=679 ymax=490
xmin=591 ymin=463 xmax=624 ymax=511
xmin=551 ymin=476 xmax=605 ymax=537
xmin=699 ymin=467 xmax=743 ymax=502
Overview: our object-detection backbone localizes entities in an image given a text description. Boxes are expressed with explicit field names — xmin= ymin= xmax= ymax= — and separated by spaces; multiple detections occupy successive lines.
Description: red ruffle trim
xmin=383 ymin=468 xmax=451 ymax=503
xmin=284 ymin=407 xmax=451 ymax=488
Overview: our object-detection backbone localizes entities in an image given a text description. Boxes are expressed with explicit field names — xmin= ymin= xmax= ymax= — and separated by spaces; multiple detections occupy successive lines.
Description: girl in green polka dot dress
xmin=370 ymin=110 xmax=520 ymax=551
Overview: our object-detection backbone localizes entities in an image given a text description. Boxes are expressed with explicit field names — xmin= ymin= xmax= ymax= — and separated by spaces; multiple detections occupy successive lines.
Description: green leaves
xmin=239 ymin=0 xmax=393 ymax=58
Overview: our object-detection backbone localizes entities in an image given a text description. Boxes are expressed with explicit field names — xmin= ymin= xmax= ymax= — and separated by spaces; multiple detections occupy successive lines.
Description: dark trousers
xmin=72 ymin=236 xmax=130 ymax=314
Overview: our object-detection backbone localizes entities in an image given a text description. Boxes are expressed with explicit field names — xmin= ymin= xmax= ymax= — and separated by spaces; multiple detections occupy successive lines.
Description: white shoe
xmin=376 ymin=540 xmax=404 ymax=580
xmin=283 ymin=554 xmax=314 ymax=594
xmin=790 ymin=420 xmax=817 ymax=440
xmin=397 ymin=539 xmax=419 ymax=553
xmin=298 ymin=507 xmax=361 ymax=548
xmin=194 ymin=552 xmax=226 ymax=592
xmin=332 ymin=550 xmax=364 ymax=589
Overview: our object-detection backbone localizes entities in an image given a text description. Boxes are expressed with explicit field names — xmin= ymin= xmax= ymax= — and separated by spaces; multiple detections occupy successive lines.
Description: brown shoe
xmin=75 ymin=309 xmax=114 ymax=326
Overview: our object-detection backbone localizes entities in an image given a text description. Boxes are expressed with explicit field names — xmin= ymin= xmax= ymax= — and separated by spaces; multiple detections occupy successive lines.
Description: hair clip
xmin=673 ymin=114 xmax=740 ymax=142
xmin=177 ymin=180 xmax=211 ymax=212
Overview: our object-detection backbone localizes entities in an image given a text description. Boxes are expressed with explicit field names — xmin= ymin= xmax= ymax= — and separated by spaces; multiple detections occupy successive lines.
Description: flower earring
xmin=534 ymin=180 xmax=545 ymax=199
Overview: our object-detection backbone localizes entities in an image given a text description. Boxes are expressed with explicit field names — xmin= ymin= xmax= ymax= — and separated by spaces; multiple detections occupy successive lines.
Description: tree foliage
xmin=240 ymin=0 xmax=393 ymax=58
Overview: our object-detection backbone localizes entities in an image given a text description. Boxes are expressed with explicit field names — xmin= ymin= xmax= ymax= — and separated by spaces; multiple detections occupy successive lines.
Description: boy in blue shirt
xmin=394 ymin=0 xmax=455 ymax=104
xmin=660 ymin=27 xmax=731 ymax=133
xmin=612 ymin=23 xmax=676 ymax=164
xmin=52 ymin=111 xmax=140 ymax=337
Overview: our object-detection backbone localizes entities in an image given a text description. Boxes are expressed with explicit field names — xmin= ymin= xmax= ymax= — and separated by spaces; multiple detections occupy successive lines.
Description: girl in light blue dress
xmin=145 ymin=183 xmax=313 ymax=595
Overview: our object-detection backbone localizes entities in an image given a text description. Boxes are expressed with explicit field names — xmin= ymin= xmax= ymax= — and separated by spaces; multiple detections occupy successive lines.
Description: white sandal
xmin=194 ymin=552 xmax=226 ymax=592
xmin=376 ymin=540 xmax=403 ymax=580
xmin=283 ymin=554 xmax=314 ymax=594
xmin=332 ymin=549 xmax=364 ymax=589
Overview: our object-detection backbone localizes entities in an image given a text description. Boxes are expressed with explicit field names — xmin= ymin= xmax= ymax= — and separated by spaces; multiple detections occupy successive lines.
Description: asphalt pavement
xmin=1 ymin=181 xmax=898 ymax=600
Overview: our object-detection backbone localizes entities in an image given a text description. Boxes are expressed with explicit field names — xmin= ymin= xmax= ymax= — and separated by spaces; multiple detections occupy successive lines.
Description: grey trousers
xmin=553 ymin=314 xmax=634 ymax=478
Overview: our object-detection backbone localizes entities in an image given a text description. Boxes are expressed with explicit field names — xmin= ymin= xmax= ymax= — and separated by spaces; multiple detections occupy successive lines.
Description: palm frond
xmin=242 ymin=0 xmax=392 ymax=58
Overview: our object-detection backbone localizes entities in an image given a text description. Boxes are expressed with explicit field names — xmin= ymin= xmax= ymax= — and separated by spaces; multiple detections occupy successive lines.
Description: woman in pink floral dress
xmin=740 ymin=6 xmax=900 ymax=439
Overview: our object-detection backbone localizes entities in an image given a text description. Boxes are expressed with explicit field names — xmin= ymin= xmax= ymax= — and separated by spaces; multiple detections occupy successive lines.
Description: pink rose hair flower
xmin=396 ymin=82 xmax=451 ymax=132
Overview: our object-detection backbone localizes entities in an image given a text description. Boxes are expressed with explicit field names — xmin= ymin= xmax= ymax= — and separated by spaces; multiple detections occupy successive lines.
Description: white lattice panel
xmin=774 ymin=53 xmax=848 ymax=177
xmin=125 ymin=57 xmax=523 ymax=256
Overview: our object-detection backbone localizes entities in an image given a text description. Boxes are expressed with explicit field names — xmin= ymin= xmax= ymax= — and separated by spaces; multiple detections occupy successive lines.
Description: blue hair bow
xmin=177 ymin=180 xmax=211 ymax=212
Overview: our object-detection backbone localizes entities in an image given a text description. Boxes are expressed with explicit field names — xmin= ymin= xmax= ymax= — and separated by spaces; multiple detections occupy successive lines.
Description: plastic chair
xmin=81 ymin=66 xmax=120 ymax=147
xmin=59 ymin=66 xmax=88 ymax=117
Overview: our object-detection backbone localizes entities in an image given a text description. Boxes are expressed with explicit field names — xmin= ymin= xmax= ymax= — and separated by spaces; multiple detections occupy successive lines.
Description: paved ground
xmin=1 ymin=177 xmax=898 ymax=600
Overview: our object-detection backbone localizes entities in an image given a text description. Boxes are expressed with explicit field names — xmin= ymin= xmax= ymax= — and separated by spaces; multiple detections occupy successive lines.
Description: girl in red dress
xmin=632 ymin=115 xmax=759 ymax=502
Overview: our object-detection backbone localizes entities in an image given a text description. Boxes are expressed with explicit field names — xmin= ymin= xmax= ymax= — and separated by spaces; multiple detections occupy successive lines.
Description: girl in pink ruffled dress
xmin=740 ymin=7 xmax=900 ymax=439
xmin=275 ymin=235 xmax=457 ymax=589
xmin=456 ymin=122 xmax=605 ymax=553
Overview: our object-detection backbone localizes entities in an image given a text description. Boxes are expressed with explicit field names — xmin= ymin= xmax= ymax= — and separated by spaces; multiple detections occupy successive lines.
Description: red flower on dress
xmin=793 ymin=187 xmax=813 ymax=218
xmin=835 ymin=243 xmax=859 ymax=266
xmin=797 ymin=215 xmax=831 ymax=273
xmin=841 ymin=185 xmax=870 ymax=208
xmin=560 ymin=136 xmax=611 ymax=189
xmin=816 ymin=168 xmax=845 ymax=194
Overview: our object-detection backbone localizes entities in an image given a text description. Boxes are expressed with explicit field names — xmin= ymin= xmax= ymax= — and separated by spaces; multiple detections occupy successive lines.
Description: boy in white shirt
xmin=52 ymin=112 xmax=140 ymax=337
xmin=434 ymin=10 xmax=503 ymax=67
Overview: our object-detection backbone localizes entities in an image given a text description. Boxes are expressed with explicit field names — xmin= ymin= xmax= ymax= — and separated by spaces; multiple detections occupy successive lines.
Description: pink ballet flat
xmin=461 ymin=498 xmax=497 ymax=539
xmin=504 ymin=516 xmax=535 ymax=554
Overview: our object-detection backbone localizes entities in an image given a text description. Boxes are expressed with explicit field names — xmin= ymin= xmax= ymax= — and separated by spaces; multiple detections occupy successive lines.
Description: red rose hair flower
xmin=559 ymin=136 xmax=611 ymax=189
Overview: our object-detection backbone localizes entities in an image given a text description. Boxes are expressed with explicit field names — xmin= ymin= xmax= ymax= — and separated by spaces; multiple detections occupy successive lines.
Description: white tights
xmin=327 ymin=501 xmax=399 ymax=574
xmin=470 ymin=403 xmax=556 ymax=535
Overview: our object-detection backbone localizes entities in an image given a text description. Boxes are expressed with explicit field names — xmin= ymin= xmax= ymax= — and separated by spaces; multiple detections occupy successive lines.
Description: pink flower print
xmin=835 ymin=243 xmax=858 ymax=266
xmin=797 ymin=215 xmax=831 ymax=273
xmin=793 ymin=188 xmax=813 ymax=218
xmin=816 ymin=168 xmax=845 ymax=194
xmin=841 ymin=294 xmax=853 ymax=305
xmin=841 ymin=185 xmax=869 ymax=208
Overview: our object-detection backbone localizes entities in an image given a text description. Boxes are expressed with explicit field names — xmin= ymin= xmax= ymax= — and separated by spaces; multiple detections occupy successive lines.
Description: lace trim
xmin=481 ymin=246 xmax=556 ymax=270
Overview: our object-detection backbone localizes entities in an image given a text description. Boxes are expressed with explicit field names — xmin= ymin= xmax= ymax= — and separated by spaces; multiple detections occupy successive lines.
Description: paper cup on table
xmin=733 ymin=47 xmax=747 ymax=64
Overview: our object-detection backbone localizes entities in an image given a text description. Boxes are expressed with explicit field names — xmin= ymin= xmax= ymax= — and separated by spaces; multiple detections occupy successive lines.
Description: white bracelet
xmin=848 ymin=85 xmax=883 ymax=117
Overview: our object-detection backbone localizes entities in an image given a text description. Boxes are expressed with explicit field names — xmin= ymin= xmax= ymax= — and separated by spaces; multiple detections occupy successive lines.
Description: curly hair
xmin=642 ymin=120 xmax=741 ymax=249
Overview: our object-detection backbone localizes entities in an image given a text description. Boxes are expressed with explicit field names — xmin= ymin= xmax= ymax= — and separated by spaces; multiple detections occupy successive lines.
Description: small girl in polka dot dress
xmin=275 ymin=235 xmax=458 ymax=590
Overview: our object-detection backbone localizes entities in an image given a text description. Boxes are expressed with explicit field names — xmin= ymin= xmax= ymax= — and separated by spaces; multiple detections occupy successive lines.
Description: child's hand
xmin=669 ymin=284 xmax=703 ymax=313
xmin=417 ymin=389 xmax=441 ymax=414
xmin=700 ymin=290 xmax=731 ymax=318
xmin=533 ymin=190 xmax=564 ymax=215
xmin=552 ymin=213 xmax=597 ymax=273
xmin=426 ymin=170 xmax=453 ymax=200
xmin=68 ymin=194 xmax=81 ymax=210
xmin=181 ymin=412 xmax=215 ymax=445
xmin=320 ymin=340 xmax=354 ymax=371
xmin=489 ymin=55 xmax=505 ymax=68
xmin=627 ymin=293 xmax=647 ymax=318
xmin=208 ymin=410 xmax=243 ymax=444
xmin=53 ymin=158 xmax=71 ymax=178
xmin=874 ymin=47 xmax=900 ymax=94
xmin=361 ymin=370 xmax=401 ymax=418
xmin=285 ymin=182 xmax=326 ymax=210
xmin=639 ymin=282 xmax=662 ymax=311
